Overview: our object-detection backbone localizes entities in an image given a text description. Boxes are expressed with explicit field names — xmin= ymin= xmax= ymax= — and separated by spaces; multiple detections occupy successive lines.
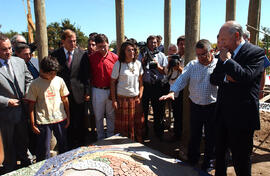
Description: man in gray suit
xmin=0 ymin=34 xmax=33 ymax=174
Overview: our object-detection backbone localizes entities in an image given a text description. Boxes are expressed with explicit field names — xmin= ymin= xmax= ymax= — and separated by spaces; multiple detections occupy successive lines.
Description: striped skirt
xmin=114 ymin=95 xmax=144 ymax=143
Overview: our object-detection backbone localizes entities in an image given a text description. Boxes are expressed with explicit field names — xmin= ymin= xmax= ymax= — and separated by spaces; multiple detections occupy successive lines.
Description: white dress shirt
xmin=170 ymin=57 xmax=218 ymax=105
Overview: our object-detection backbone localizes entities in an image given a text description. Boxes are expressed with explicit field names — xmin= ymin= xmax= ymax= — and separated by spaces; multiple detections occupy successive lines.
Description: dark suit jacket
xmin=51 ymin=47 xmax=90 ymax=104
xmin=0 ymin=56 xmax=33 ymax=124
xmin=210 ymin=42 xmax=265 ymax=130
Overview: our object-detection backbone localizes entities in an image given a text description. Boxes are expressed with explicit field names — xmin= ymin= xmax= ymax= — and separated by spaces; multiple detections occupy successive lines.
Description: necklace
xmin=127 ymin=62 xmax=135 ymax=74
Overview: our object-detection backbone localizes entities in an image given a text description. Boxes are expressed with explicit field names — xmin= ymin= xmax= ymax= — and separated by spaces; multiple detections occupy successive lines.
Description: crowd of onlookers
xmin=0 ymin=20 xmax=268 ymax=176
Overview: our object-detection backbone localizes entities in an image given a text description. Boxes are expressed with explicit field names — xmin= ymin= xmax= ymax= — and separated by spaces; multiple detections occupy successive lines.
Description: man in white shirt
xmin=160 ymin=39 xmax=218 ymax=171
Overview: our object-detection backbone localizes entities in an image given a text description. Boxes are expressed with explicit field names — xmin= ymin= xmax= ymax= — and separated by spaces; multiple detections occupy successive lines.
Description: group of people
xmin=0 ymin=20 xmax=266 ymax=176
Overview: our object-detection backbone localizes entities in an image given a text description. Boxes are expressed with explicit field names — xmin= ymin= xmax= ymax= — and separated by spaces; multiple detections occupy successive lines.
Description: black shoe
xmin=201 ymin=159 xmax=215 ymax=173
xmin=143 ymin=130 xmax=149 ymax=140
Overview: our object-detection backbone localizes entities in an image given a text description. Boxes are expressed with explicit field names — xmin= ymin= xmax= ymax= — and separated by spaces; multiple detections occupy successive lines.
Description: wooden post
xmin=34 ymin=0 xmax=48 ymax=61
xmin=27 ymin=0 xmax=34 ymax=44
xmin=247 ymin=0 xmax=261 ymax=45
xmin=164 ymin=0 xmax=171 ymax=55
xmin=226 ymin=0 xmax=236 ymax=21
xmin=181 ymin=0 xmax=200 ymax=154
xmin=115 ymin=0 xmax=124 ymax=54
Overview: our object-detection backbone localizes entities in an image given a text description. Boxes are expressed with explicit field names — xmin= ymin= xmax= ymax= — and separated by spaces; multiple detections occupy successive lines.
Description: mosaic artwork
xmin=34 ymin=145 xmax=157 ymax=176
xmin=5 ymin=137 xmax=209 ymax=176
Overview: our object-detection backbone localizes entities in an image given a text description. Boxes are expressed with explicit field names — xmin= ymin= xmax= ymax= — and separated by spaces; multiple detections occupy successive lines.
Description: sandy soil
xmin=144 ymin=111 xmax=270 ymax=176
xmin=215 ymin=111 xmax=270 ymax=176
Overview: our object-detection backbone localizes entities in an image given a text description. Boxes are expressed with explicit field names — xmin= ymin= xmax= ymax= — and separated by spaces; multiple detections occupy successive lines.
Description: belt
xmin=194 ymin=102 xmax=216 ymax=108
xmin=93 ymin=86 xmax=110 ymax=90
xmin=117 ymin=94 xmax=138 ymax=98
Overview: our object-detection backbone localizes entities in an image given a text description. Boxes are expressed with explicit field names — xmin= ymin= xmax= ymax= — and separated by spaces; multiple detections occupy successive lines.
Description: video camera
xmin=137 ymin=42 xmax=159 ymax=69
xmin=29 ymin=42 xmax=37 ymax=54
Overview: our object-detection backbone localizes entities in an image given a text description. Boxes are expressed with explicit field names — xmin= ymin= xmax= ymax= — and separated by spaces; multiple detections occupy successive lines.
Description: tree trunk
xmin=164 ymin=0 xmax=171 ymax=55
xmin=115 ymin=0 xmax=124 ymax=54
xmin=34 ymin=0 xmax=48 ymax=61
xmin=27 ymin=0 xmax=34 ymax=44
xmin=182 ymin=0 xmax=200 ymax=153
xmin=247 ymin=0 xmax=261 ymax=45
xmin=226 ymin=0 xmax=236 ymax=21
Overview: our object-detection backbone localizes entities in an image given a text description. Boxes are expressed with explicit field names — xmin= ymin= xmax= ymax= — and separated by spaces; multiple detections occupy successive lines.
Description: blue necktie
xmin=27 ymin=62 xmax=39 ymax=79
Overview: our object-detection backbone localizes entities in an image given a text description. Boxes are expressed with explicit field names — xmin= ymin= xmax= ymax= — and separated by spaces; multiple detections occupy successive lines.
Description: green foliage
xmin=1 ymin=19 xmax=88 ymax=51
xmin=109 ymin=40 xmax=117 ymax=50
xmin=47 ymin=22 xmax=62 ymax=49
xmin=1 ymin=30 xmax=18 ymax=39
xmin=261 ymin=26 xmax=270 ymax=58
xmin=261 ymin=26 xmax=270 ymax=43
xmin=47 ymin=19 xmax=88 ymax=50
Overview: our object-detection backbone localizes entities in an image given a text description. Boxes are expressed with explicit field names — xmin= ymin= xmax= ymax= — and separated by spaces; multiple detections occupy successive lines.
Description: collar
xmin=63 ymin=48 xmax=74 ymax=57
xmin=0 ymin=58 xmax=9 ymax=66
xmin=97 ymin=51 xmax=109 ymax=58
xmin=199 ymin=54 xmax=217 ymax=67
xmin=233 ymin=39 xmax=245 ymax=58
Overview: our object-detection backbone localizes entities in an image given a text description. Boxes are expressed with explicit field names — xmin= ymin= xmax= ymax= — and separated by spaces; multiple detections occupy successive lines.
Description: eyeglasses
xmin=197 ymin=52 xmax=208 ymax=58
xmin=96 ymin=44 xmax=108 ymax=50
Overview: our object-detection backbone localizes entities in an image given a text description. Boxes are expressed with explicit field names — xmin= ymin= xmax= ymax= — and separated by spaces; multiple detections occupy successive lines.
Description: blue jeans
xmin=36 ymin=120 xmax=68 ymax=162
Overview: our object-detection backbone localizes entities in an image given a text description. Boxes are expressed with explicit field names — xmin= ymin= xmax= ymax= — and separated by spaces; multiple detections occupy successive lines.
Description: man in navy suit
xmin=14 ymin=42 xmax=39 ymax=79
xmin=51 ymin=29 xmax=90 ymax=149
xmin=210 ymin=21 xmax=265 ymax=176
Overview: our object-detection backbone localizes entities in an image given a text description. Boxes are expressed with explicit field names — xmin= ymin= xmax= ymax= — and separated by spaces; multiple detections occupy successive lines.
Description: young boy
xmin=26 ymin=56 xmax=70 ymax=161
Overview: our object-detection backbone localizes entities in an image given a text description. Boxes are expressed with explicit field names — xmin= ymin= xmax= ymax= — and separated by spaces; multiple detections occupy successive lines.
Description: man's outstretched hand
xmin=159 ymin=92 xmax=175 ymax=101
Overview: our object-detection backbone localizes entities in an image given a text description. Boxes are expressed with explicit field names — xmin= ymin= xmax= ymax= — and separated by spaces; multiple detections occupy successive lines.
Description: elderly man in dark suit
xmin=0 ymin=34 xmax=33 ymax=174
xmin=51 ymin=29 xmax=90 ymax=149
xmin=210 ymin=21 xmax=265 ymax=176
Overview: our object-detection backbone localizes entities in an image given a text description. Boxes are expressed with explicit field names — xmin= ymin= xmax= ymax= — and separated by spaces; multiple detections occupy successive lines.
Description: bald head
xmin=218 ymin=21 xmax=243 ymax=52
xmin=10 ymin=34 xmax=27 ymax=48
xmin=222 ymin=21 xmax=244 ymax=37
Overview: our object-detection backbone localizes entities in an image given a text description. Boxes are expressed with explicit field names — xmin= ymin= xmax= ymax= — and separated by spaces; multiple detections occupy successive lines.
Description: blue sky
xmin=1 ymin=0 xmax=270 ymax=44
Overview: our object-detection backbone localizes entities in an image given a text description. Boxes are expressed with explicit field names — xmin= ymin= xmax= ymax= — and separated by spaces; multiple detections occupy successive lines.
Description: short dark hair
xmin=177 ymin=35 xmax=185 ymax=45
xmin=126 ymin=38 xmax=137 ymax=46
xmin=14 ymin=42 xmax=30 ymax=53
xmin=0 ymin=33 xmax=9 ymax=42
xmin=118 ymin=41 xmax=138 ymax=63
xmin=88 ymin=33 xmax=97 ymax=43
xmin=95 ymin=34 xmax=109 ymax=44
xmin=40 ymin=56 xmax=59 ymax=73
xmin=89 ymin=32 xmax=98 ymax=38
xmin=156 ymin=35 xmax=162 ymax=41
xmin=196 ymin=39 xmax=212 ymax=52
xmin=146 ymin=35 xmax=157 ymax=44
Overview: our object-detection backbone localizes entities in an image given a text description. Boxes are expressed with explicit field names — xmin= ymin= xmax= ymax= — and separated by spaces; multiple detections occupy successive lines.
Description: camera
xmin=29 ymin=42 xmax=37 ymax=54
xmin=168 ymin=54 xmax=182 ymax=69
xmin=138 ymin=42 xmax=159 ymax=69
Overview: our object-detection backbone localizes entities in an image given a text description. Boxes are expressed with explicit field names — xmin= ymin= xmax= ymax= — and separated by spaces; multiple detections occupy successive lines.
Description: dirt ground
xmin=81 ymin=107 xmax=270 ymax=176
xmin=142 ymin=111 xmax=270 ymax=176
xmin=249 ymin=111 xmax=270 ymax=176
